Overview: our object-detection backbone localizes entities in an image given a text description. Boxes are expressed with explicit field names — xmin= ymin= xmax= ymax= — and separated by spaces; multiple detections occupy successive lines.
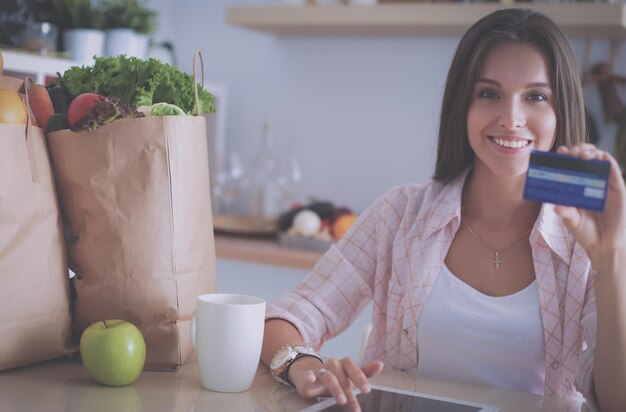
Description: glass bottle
xmin=249 ymin=120 xmax=287 ymax=222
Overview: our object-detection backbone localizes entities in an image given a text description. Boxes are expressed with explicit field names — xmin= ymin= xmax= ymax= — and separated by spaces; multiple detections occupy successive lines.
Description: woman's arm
xmin=260 ymin=319 xmax=304 ymax=366
xmin=261 ymin=318 xmax=383 ymax=412
xmin=555 ymin=144 xmax=626 ymax=411
xmin=593 ymin=254 xmax=626 ymax=412
xmin=261 ymin=191 xmax=403 ymax=410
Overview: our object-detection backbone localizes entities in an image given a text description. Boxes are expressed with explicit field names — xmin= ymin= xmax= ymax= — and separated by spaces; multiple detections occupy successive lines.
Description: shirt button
xmin=551 ymin=361 xmax=559 ymax=369
xmin=402 ymin=329 xmax=408 ymax=336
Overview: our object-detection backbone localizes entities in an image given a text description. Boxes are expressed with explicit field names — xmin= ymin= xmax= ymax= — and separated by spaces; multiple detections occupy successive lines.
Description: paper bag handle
xmin=21 ymin=77 xmax=40 ymax=183
xmin=192 ymin=49 xmax=204 ymax=116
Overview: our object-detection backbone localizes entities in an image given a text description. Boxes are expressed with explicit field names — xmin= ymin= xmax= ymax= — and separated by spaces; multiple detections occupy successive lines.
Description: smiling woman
xmin=260 ymin=9 xmax=626 ymax=412
xmin=467 ymin=42 xmax=557 ymax=179
xmin=434 ymin=10 xmax=585 ymax=183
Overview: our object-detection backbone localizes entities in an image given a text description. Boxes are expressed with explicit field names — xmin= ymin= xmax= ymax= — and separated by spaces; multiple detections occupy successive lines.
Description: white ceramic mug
xmin=191 ymin=294 xmax=266 ymax=392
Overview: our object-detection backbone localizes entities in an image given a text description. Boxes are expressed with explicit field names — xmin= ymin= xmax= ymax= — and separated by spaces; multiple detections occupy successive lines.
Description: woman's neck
xmin=462 ymin=165 xmax=541 ymax=232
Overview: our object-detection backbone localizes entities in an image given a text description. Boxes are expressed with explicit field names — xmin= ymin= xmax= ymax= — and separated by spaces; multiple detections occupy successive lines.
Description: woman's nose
xmin=497 ymin=99 xmax=525 ymax=129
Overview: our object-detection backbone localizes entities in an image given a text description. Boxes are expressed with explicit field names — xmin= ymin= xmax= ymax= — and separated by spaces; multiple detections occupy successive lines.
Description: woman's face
xmin=466 ymin=42 xmax=557 ymax=179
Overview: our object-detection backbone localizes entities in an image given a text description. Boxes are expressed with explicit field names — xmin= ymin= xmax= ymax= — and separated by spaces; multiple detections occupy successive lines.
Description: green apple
xmin=79 ymin=319 xmax=146 ymax=386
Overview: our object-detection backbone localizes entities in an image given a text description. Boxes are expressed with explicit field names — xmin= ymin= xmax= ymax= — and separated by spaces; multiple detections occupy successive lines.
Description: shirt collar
xmin=533 ymin=202 xmax=574 ymax=263
xmin=420 ymin=169 xmax=469 ymax=238
xmin=419 ymin=168 xmax=574 ymax=263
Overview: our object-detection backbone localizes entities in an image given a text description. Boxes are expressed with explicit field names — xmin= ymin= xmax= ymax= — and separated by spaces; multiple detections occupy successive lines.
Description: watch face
xmin=271 ymin=347 xmax=293 ymax=370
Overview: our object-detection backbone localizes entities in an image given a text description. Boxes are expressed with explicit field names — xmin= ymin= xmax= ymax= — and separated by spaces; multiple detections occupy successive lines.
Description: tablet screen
xmin=299 ymin=384 xmax=499 ymax=412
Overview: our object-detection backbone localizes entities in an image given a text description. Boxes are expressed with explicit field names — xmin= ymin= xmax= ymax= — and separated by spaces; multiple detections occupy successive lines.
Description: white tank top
xmin=416 ymin=265 xmax=546 ymax=395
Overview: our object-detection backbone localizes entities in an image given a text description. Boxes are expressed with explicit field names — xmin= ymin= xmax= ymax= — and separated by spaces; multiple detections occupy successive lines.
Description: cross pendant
xmin=494 ymin=251 xmax=502 ymax=270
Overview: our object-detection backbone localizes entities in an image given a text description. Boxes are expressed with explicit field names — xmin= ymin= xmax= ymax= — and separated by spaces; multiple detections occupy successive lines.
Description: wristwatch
xmin=270 ymin=345 xmax=323 ymax=388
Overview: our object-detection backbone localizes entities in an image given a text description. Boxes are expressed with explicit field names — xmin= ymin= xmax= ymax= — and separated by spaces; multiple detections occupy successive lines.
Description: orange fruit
xmin=331 ymin=213 xmax=358 ymax=241
xmin=0 ymin=89 xmax=27 ymax=124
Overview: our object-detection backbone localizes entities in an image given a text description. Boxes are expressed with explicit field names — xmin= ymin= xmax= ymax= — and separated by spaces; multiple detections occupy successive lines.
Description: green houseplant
xmin=100 ymin=0 xmax=158 ymax=59
xmin=101 ymin=0 xmax=157 ymax=35
xmin=50 ymin=0 xmax=105 ymax=30
xmin=50 ymin=0 xmax=106 ymax=63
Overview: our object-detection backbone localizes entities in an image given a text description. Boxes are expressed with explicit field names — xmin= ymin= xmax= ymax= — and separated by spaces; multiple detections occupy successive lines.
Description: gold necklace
xmin=463 ymin=219 xmax=532 ymax=270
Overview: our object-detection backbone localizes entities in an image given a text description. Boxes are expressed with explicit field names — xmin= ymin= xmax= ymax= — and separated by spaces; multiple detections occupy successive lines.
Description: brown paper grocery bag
xmin=0 ymin=71 xmax=74 ymax=369
xmin=47 ymin=113 xmax=216 ymax=370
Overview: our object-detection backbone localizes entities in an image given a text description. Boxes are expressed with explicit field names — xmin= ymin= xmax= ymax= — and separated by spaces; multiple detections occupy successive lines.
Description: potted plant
xmin=50 ymin=0 xmax=106 ymax=63
xmin=101 ymin=0 xmax=157 ymax=59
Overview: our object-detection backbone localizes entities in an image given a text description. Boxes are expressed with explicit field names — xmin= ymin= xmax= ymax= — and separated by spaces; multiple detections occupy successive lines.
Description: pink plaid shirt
xmin=266 ymin=170 xmax=596 ymax=401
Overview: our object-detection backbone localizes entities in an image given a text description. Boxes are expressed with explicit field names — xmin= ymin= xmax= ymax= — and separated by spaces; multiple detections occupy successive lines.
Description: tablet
xmin=298 ymin=384 xmax=500 ymax=412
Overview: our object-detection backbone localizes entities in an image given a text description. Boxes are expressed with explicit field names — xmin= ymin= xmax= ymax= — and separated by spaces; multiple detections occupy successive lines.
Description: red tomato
xmin=67 ymin=93 xmax=102 ymax=127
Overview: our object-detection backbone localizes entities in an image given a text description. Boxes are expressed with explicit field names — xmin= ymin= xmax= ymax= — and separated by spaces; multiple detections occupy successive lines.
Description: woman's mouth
xmin=489 ymin=136 xmax=531 ymax=150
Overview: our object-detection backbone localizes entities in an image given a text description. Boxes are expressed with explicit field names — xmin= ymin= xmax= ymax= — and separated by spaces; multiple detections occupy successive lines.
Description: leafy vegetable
xmin=138 ymin=102 xmax=185 ymax=116
xmin=73 ymin=95 xmax=144 ymax=131
xmin=58 ymin=56 xmax=215 ymax=115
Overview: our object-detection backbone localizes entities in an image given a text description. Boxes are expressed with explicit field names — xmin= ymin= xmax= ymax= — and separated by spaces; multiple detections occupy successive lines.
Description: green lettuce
xmin=138 ymin=102 xmax=185 ymax=116
xmin=60 ymin=56 xmax=215 ymax=115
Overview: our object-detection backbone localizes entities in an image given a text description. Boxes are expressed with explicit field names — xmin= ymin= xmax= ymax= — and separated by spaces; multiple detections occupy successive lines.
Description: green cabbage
xmin=138 ymin=102 xmax=185 ymax=116
xmin=59 ymin=56 xmax=215 ymax=115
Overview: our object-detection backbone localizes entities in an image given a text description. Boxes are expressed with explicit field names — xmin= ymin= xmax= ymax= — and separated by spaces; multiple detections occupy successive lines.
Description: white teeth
xmin=492 ymin=137 xmax=529 ymax=149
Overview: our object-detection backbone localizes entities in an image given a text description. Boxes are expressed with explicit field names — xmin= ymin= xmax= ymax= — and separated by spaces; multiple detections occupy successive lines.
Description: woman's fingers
xmin=556 ymin=143 xmax=597 ymax=155
xmin=290 ymin=357 xmax=384 ymax=412
xmin=317 ymin=366 xmax=350 ymax=406
xmin=361 ymin=360 xmax=385 ymax=377
xmin=556 ymin=144 xmax=626 ymax=201
xmin=324 ymin=358 xmax=361 ymax=410
xmin=553 ymin=145 xmax=626 ymax=263
xmin=323 ymin=358 xmax=384 ymax=411
xmin=553 ymin=204 xmax=582 ymax=233
xmin=342 ymin=358 xmax=380 ymax=394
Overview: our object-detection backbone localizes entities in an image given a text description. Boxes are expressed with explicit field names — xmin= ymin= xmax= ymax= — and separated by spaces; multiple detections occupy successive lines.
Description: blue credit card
xmin=523 ymin=150 xmax=610 ymax=211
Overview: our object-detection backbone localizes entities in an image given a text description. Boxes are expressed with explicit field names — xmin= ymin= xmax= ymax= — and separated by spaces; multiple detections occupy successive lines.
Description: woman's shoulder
xmin=380 ymin=178 xmax=447 ymax=203
xmin=372 ymin=179 xmax=448 ymax=217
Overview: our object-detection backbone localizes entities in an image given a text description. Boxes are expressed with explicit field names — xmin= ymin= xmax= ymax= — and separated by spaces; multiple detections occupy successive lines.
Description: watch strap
xmin=270 ymin=345 xmax=323 ymax=388
xmin=281 ymin=352 xmax=323 ymax=387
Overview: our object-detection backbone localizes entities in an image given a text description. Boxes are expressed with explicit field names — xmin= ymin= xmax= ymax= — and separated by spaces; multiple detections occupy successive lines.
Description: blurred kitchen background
xmin=3 ymin=0 xmax=626 ymax=359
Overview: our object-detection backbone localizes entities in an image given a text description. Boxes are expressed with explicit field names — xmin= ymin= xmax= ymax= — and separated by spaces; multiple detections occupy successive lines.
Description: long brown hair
xmin=433 ymin=8 xmax=586 ymax=182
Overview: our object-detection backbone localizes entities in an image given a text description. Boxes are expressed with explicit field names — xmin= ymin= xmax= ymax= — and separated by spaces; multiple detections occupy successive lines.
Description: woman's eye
xmin=477 ymin=89 xmax=498 ymax=99
xmin=527 ymin=92 xmax=548 ymax=102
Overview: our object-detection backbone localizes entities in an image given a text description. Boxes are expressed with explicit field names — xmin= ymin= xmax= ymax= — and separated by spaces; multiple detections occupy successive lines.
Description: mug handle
xmin=190 ymin=312 xmax=196 ymax=350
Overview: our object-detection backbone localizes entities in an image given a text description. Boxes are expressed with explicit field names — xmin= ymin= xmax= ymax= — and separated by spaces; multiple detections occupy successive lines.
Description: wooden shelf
xmin=227 ymin=3 xmax=626 ymax=38
xmin=215 ymin=233 xmax=324 ymax=271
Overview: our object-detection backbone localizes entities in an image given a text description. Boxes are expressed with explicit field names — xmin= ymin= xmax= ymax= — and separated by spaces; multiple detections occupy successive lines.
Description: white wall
xmin=151 ymin=0 xmax=461 ymax=213
xmin=149 ymin=1 xmax=625 ymax=215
